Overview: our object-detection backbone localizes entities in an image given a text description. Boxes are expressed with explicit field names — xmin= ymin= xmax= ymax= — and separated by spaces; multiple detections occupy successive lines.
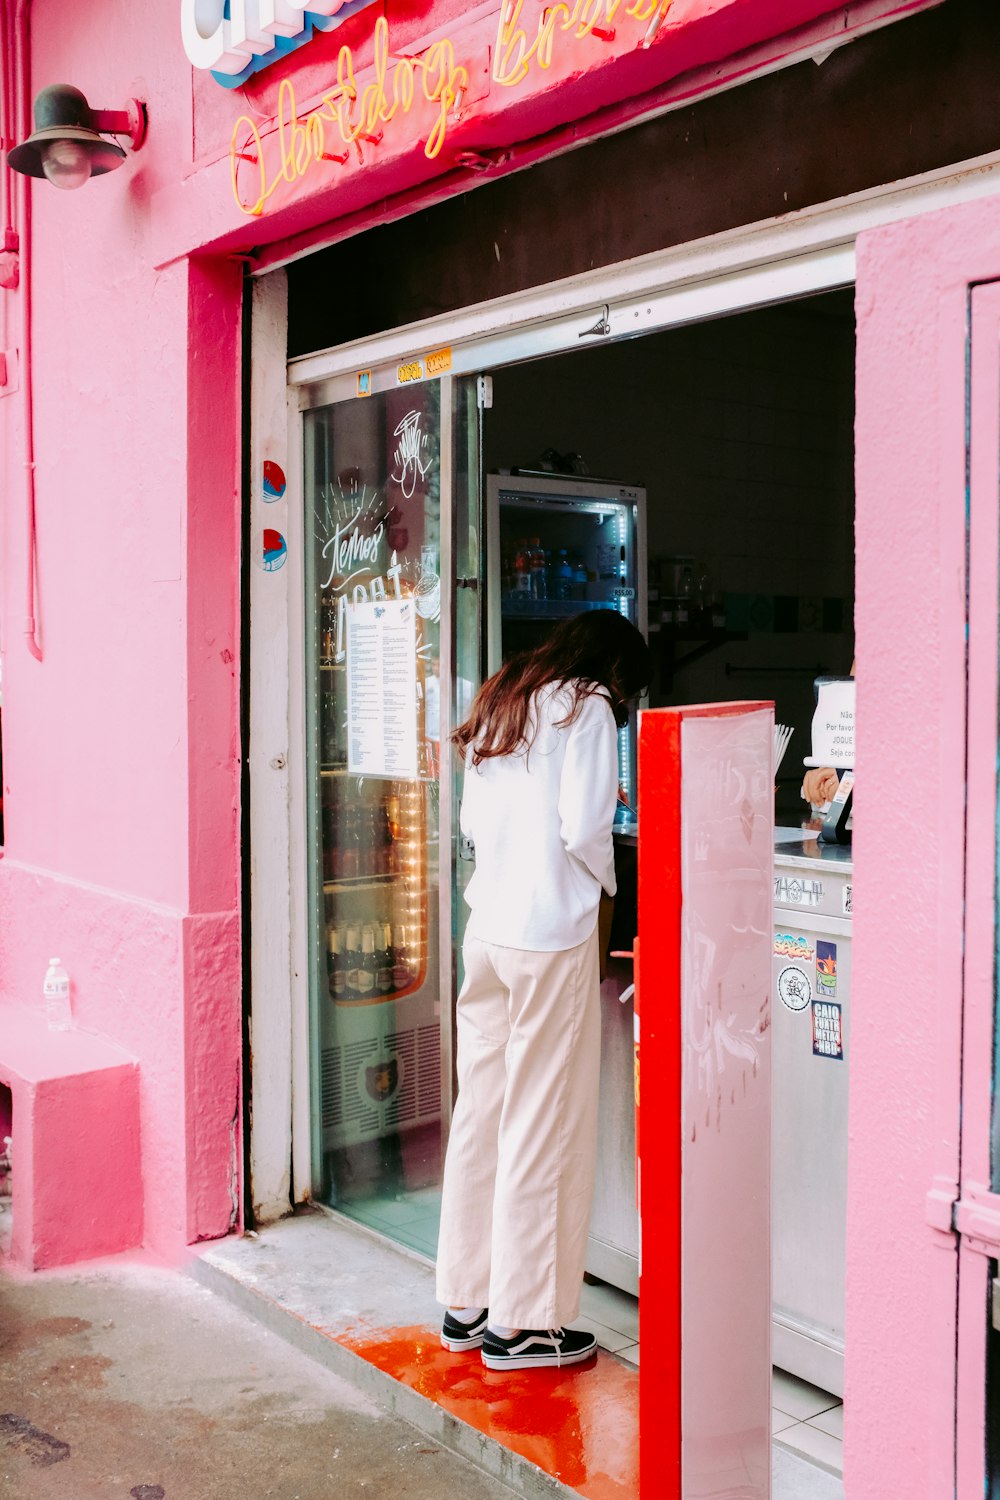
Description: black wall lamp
xmin=7 ymin=85 xmax=147 ymax=191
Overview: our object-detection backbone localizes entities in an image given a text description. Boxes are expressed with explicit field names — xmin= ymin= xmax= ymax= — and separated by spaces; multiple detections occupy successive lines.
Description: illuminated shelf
xmin=323 ymin=874 xmax=397 ymax=894
xmin=320 ymin=767 xmax=439 ymax=784
xmin=500 ymin=598 xmax=622 ymax=620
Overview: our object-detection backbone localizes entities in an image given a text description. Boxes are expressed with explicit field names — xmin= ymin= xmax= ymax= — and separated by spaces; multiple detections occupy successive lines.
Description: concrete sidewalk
xmin=0 ymin=1254 xmax=514 ymax=1500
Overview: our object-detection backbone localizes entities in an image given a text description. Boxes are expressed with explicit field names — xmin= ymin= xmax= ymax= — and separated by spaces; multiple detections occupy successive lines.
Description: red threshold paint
xmin=341 ymin=1324 xmax=639 ymax=1499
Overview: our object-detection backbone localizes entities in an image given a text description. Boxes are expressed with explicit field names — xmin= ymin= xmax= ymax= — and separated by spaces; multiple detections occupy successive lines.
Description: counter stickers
xmin=775 ymin=876 xmax=824 ymax=908
xmin=774 ymin=932 xmax=815 ymax=962
xmin=425 ymin=347 xmax=452 ymax=377
xmin=397 ymin=359 xmax=424 ymax=386
xmin=777 ymin=966 xmax=812 ymax=1013
xmin=357 ymin=370 xmax=372 ymax=398
xmin=843 ymin=884 xmax=853 ymax=916
xmin=816 ymin=940 xmax=837 ymax=997
xmin=812 ymin=1000 xmax=843 ymax=1060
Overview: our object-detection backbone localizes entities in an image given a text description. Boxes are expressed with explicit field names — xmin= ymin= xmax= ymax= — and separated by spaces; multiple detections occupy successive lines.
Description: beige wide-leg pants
xmin=435 ymin=924 xmax=601 ymax=1330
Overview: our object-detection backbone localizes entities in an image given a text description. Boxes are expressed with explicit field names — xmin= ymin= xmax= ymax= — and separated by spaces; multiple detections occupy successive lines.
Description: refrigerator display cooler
xmin=486 ymin=472 xmax=648 ymax=811
xmin=304 ymin=381 xmax=447 ymax=1173
xmin=316 ymin=763 xmax=441 ymax=1153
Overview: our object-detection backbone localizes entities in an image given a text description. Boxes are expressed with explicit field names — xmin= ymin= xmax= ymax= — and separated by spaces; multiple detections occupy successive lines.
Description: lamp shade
xmin=7 ymin=85 xmax=126 ymax=182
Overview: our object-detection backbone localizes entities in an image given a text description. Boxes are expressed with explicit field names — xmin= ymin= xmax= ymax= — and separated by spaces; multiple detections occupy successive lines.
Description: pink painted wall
xmin=0 ymin=0 xmax=244 ymax=1258
xmin=850 ymin=194 xmax=1000 ymax=1497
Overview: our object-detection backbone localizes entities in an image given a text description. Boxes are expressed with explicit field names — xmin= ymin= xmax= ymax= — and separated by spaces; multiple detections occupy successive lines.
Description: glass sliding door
xmin=300 ymin=375 xmax=480 ymax=1256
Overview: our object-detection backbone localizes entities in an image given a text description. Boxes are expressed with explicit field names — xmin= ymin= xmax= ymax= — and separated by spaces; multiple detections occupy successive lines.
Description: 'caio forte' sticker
xmin=812 ymin=1000 xmax=844 ymax=1059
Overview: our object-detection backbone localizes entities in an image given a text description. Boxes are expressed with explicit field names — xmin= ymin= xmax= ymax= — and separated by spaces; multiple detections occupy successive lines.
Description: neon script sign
xmin=494 ymin=0 xmax=674 ymax=87
xmin=230 ymin=1 xmax=674 ymax=217
xmin=182 ymin=0 xmax=378 ymax=88
xmin=231 ymin=14 xmax=466 ymax=215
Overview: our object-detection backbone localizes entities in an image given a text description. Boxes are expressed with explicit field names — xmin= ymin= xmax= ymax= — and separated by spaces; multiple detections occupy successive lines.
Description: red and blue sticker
xmin=263 ymin=460 xmax=286 ymax=501
xmin=263 ymin=529 xmax=287 ymax=572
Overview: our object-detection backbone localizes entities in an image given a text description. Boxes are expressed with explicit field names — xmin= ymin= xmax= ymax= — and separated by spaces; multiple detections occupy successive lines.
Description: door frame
xmin=955 ymin=279 xmax=1000 ymax=1496
xmin=848 ymin=197 xmax=1000 ymax=1500
xmin=267 ymin=242 xmax=854 ymax=1220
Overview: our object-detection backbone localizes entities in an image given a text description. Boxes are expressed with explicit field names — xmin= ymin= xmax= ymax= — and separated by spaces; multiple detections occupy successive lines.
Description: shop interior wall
xmin=289 ymin=0 xmax=1000 ymax=354
xmin=483 ymin=295 xmax=855 ymax=817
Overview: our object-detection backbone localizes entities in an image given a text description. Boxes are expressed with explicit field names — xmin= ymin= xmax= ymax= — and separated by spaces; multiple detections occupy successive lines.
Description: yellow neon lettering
xmin=494 ymin=0 xmax=671 ymax=85
xmin=230 ymin=113 xmax=277 ymax=217
xmin=625 ymin=0 xmax=671 ymax=19
xmin=230 ymin=5 xmax=670 ymax=218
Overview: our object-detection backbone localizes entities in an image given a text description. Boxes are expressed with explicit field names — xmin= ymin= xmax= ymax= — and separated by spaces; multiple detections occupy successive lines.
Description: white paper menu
xmin=804 ymin=677 xmax=855 ymax=769
xmin=346 ymin=598 xmax=418 ymax=779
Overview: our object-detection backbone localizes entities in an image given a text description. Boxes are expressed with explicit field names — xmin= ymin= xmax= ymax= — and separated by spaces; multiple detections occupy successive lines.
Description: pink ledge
xmin=0 ymin=1007 xmax=143 ymax=1270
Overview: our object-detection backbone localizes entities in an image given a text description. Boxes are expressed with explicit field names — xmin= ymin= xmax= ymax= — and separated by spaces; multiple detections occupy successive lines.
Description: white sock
xmin=449 ymin=1306 xmax=485 ymax=1323
xmin=488 ymin=1323 xmax=519 ymax=1338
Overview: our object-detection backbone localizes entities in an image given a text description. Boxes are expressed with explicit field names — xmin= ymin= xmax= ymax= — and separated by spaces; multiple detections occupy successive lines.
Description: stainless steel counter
xmin=586 ymin=827 xmax=639 ymax=1294
xmin=772 ymin=827 xmax=853 ymax=1395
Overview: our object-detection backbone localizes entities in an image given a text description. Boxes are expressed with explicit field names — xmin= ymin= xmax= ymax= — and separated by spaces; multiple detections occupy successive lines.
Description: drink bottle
xmin=344 ymin=924 xmax=363 ymax=998
xmin=528 ymin=538 xmax=547 ymax=601
xmin=361 ymin=806 xmax=378 ymax=877
xmin=340 ymin=804 xmax=361 ymax=880
xmin=327 ymin=925 xmax=345 ymax=1000
xmin=376 ymin=922 xmax=395 ymax=995
xmin=358 ymin=925 xmax=377 ymax=995
xmin=555 ymin=550 xmax=572 ymax=600
xmin=392 ymin=924 xmax=414 ymax=990
xmin=513 ymin=540 xmax=531 ymax=597
xmin=571 ymin=554 xmax=587 ymax=600
xmin=43 ymin=958 xmax=72 ymax=1031
xmin=321 ymin=805 xmax=336 ymax=881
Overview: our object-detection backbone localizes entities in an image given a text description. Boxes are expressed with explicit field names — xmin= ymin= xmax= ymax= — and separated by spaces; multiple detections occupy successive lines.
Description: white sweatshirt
xmin=460 ymin=682 xmax=619 ymax=951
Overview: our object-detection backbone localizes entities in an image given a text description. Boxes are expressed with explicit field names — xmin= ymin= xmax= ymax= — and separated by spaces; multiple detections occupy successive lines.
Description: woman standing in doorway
xmin=436 ymin=610 xmax=651 ymax=1371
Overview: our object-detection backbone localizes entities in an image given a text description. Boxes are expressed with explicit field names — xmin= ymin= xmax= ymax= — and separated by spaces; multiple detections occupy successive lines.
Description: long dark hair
xmin=453 ymin=610 xmax=651 ymax=766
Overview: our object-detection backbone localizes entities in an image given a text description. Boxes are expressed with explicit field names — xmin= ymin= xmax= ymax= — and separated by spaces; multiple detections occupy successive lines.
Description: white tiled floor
xmin=580 ymin=1278 xmax=843 ymax=1480
xmin=770 ymin=1369 xmax=844 ymax=1478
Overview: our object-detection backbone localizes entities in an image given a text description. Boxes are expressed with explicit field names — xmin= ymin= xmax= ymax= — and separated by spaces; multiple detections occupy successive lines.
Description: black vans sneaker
xmin=441 ymin=1308 xmax=488 ymax=1352
xmin=481 ymin=1326 xmax=598 ymax=1370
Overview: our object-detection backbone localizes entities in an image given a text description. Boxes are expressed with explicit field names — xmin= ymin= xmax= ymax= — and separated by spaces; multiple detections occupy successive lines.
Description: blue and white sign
xmin=181 ymin=0 xmax=380 ymax=89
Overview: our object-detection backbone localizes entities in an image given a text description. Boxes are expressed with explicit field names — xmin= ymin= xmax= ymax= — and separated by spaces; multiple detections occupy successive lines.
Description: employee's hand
xmin=802 ymin=767 xmax=839 ymax=805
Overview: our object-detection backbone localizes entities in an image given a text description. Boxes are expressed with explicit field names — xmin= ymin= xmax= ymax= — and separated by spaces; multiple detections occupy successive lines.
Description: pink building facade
xmin=3 ymin=0 xmax=1000 ymax=1494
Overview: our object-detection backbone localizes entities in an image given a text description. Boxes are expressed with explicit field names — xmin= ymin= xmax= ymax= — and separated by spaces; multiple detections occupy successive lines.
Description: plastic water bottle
xmin=528 ymin=538 xmax=547 ymax=601
xmin=43 ymin=958 xmax=72 ymax=1031
xmin=555 ymin=549 xmax=573 ymax=600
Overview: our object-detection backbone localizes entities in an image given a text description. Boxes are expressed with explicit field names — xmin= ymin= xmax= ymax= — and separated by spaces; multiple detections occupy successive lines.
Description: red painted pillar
xmin=637 ymin=702 xmax=773 ymax=1498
